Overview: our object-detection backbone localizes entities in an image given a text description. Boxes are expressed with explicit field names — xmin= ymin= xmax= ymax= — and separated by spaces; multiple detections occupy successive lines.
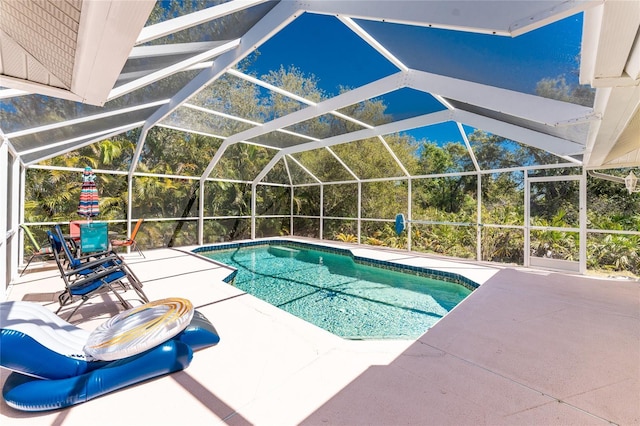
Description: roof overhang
xmin=580 ymin=0 xmax=640 ymax=168
xmin=0 ymin=0 xmax=155 ymax=106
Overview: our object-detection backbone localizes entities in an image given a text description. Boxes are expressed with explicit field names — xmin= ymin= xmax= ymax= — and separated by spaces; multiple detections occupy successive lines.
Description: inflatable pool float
xmin=85 ymin=298 xmax=195 ymax=361
xmin=0 ymin=299 xmax=220 ymax=411
xmin=3 ymin=340 xmax=192 ymax=412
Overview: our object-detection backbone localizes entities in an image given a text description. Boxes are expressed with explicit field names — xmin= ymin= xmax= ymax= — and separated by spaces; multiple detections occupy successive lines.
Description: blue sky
xmin=246 ymin=11 xmax=585 ymax=145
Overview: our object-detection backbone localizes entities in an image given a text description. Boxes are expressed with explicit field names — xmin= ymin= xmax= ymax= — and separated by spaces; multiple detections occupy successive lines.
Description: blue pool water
xmin=202 ymin=244 xmax=473 ymax=339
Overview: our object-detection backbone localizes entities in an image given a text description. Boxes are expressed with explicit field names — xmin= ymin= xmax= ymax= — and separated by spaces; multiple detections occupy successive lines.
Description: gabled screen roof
xmin=1 ymin=0 xmax=639 ymax=175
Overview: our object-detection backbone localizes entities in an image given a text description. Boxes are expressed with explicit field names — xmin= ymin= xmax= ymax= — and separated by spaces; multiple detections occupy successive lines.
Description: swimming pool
xmin=197 ymin=241 xmax=477 ymax=340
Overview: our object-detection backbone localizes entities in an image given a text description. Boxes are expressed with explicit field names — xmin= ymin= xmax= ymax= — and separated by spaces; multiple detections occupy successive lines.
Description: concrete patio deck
xmin=1 ymin=240 xmax=638 ymax=425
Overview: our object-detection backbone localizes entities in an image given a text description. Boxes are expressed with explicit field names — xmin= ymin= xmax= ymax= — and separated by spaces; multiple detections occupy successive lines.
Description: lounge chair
xmin=19 ymin=224 xmax=54 ymax=276
xmin=111 ymin=218 xmax=145 ymax=258
xmin=53 ymin=225 xmax=149 ymax=305
xmin=0 ymin=300 xmax=220 ymax=411
xmin=48 ymin=230 xmax=149 ymax=320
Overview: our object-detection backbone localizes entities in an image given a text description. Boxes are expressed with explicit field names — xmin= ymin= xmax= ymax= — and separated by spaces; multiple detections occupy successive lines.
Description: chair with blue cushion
xmin=54 ymin=224 xmax=115 ymax=270
xmin=53 ymin=225 xmax=148 ymax=302
xmin=47 ymin=231 xmax=149 ymax=320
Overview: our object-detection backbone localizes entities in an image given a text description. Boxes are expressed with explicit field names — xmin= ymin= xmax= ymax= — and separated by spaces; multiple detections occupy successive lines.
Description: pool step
xmin=268 ymin=246 xmax=300 ymax=257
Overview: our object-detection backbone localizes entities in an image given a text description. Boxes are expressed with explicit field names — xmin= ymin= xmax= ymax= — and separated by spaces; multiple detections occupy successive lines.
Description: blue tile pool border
xmin=193 ymin=240 xmax=479 ymax=291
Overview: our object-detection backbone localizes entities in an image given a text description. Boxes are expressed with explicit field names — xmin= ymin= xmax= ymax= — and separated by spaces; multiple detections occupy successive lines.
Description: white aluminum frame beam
xmin=227 ymin=68 xmax=318 ymax=106
xmin=408 ymin=69 xmax=596 ymax=127
xmin=1 ymin=133 xmax=20 ymax=163
xmin=6 ymin=100 xmax=169 ymax=139
xmin=141 ymin=1 xmax=301 ymax=133
xmin=156 ymin=123 xmax=227 ymax=141
xmin=136 ymin=0 xmax=270 ymax=45
xmin=325 ymin=147 xmax=359 ymax=181
xmin=283 ymin=156 xmax=293 ymax=186
xmin=0 ymin=136 xmax=7 ymax=289
xmin=128 ymin=41 xmax=231 ymax=59
xmin=337 ymin=16 xmax=408 ymax=72
xmin=280 ymin=110 xmax=453 ymax=157
xmin=252 ymin=96 xmax=593 ymax=184
xmin=286 ymin=155 xmax=321 ymax=184
xmin=200 ymin=71 xmax=406 ymax=181
xmin=228 ymin=69 xmax=408 ymax=182
xmin=253 ymin=110 xmax=453 ymax=184
xmin=458 ymin=122 xmax=481 ymax=172
xmin=200 ymin=65 xmax=598 ymax=182
xmin=305 ymin=0 xmax=596 ymax=37
xmin=109 ymin=39 xmax=241 ymax=101
xmin=453 ymin=110 xmax=585 ymax=156
xmin=217 ymin=72 xmax=406 ymax=149
xmin=183 ymin=103 xmax=262 ymax=126
xmin=229 ymin=68 xmax=381 ymax=133
xmin=183 ymin=102 xmax=319 ymax=142
xmin=378 ymin=135 xmax=410 ymax=177
xmin=132 ymin=1 xmax=302 ymax=179
xmin=23 ymin=122 xmax=144 ymax=165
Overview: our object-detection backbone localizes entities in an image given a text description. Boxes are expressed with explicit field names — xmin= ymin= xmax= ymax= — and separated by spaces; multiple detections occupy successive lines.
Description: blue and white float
xmin=0 ymin=299 xmax=220 ymax=411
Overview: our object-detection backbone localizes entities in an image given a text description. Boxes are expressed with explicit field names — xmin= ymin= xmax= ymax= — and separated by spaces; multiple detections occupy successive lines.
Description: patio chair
xmin=53 ymin=225 xmax=148 ymax=303
xmin=53 ymin=225 xmax=116 ymax=270
xmin=68 ymin=220 xmax=86 ymax=242
xmin=53 ymin=225 xmax=130 ymax=292
xmin=49 ymin=230 xmax=131 ymax=320
xmin=19 ymin=224 xmax=54 ymax=276
xmin=48 ymin=231 xmax=149 ymax=320
xmin=111 ymin=218 xmax=145 ymax=258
